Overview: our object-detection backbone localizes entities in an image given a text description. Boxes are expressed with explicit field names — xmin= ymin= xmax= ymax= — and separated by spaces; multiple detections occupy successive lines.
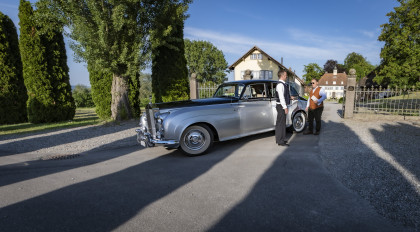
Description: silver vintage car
xmin=136 ymin=80 xmax=307 ymax=156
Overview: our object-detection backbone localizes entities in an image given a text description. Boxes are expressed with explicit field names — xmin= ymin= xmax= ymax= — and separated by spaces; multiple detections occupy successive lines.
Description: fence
xmin=197 ymin=82 xmax=218 ymax=99
xmin=352 ymin=86 xmax=420 ymax=117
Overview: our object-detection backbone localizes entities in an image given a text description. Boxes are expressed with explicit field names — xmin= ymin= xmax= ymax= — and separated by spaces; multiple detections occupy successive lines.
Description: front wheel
xmin=179 ymin=124 xmax=213 ymax=156
xmin=292 ymin=112 xmax=306 ymax=133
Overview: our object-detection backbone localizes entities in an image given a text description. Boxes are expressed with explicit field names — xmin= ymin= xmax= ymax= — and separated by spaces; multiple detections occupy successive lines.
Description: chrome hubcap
xmin=184 ymin=130 xmax=206 ymax=150
xmin=294 ymin=115 xmax=304 ymax=129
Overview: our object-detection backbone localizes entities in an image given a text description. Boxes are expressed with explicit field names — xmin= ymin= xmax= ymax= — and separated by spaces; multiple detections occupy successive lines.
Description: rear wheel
xmin=179 ymin=124 xmax=213 ymax=156
xmin=292 ymin=112 xmax=306 ymax=133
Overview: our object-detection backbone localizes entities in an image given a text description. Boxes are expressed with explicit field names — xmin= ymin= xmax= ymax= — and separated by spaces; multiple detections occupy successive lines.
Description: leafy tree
xmin=184 ymin=39 xmax=228 ymax=84
xmin=19 ymin=0 xmax=75 ymax=123
xmin=38 ymin=0 xmax=149 ymax=120
xmin=88 ymin=63 xmax=140 ymax=119
xmin=302 ymin=63 xmax=323 ymax=84
xmin=72 ymin=84 xmax=94 ymax=107
xmin=151 ymin=0 xmax=191 ymax=103
xmin=0 ymin=11 xmax=28 ymax=124
xmin=343 ymin=52 xmax=375 ymax=81
xmin=323 ymin=59 xmax=346 ymax=73
xmin=377 ymin=0 xmax=420 ymax=88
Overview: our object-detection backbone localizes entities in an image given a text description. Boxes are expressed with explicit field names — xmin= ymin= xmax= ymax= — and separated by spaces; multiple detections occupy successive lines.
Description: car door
xmin=238 ymin=83 xmax=274 ymax=135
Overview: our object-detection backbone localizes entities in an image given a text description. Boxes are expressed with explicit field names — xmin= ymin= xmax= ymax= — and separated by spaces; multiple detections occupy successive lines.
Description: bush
xmin=338 ymin=97 xmax=344 ymax=104
xmin=72 ymin=85 xmax=94 ymax=107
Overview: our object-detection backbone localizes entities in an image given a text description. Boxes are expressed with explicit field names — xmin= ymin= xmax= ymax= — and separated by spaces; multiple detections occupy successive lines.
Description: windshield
xmin=213 ymin=83 xmax=244 ymax=98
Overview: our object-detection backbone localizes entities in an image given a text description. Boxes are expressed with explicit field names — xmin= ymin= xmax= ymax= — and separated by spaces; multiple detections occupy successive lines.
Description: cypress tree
xmin=88 ymin=63 xmax=112 ymax=119
xmin=18 ymin=0 xmax=75 ymax=123
xmin=151 ymin=1 xmax=190 ymax=103
xmin=0 ymin=12 xmax=28 ymax=124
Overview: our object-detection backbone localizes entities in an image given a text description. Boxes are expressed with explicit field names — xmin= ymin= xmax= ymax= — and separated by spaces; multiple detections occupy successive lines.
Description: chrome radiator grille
xmin=146 ymin=109 xmax=157 ymax=139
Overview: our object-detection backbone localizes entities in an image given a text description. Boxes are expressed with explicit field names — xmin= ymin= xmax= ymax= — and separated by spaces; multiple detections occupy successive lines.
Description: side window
xmin=242 ymin=83 xmax=267 ymax=99
xmin=269 ymin=83 xmax=278 ymax=98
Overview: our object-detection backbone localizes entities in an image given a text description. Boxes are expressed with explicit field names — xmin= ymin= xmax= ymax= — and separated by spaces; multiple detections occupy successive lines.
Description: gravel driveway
xmin=1 ymin=103 xmax=419 ymax=230
xmin=319 ymin=102 xmax=420 ymax=231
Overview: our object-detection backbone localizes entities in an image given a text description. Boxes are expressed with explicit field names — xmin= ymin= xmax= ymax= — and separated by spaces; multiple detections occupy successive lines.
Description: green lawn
xmin=0 ymin=108 xmax=102 ymax=136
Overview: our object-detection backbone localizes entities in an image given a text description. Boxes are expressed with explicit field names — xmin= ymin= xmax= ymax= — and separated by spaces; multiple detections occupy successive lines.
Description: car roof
xmin=223 ymin=80 xmax=279 ymax=85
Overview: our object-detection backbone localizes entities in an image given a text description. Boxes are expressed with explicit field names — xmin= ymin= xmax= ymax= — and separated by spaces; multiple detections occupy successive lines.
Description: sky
xmin=1 ymin=0 xmax=399 ymax=86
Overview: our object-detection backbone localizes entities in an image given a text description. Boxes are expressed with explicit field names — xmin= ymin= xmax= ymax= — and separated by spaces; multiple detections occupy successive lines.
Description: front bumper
xmin=136 ymin=128 xmax=178 ymax=147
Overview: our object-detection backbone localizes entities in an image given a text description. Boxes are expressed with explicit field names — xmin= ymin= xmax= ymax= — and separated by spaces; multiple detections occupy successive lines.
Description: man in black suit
xmin=275 ymin=70 xmax=290 ymax=146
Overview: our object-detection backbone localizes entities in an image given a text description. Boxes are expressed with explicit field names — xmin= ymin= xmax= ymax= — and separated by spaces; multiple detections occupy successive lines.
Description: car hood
xmin=149 ymin=97 xmax=239 ymax=110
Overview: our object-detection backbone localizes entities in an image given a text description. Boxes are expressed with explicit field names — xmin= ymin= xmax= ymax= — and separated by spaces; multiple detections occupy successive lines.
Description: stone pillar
xmin=190 ymin=73 xmax=198 ymax=99
xmin=344 ymin=69 xmax=356 ymax=119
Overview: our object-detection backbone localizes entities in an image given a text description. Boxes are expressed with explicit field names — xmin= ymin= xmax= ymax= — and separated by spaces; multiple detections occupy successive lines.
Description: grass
xmin=0 ymin=108 xmax=103 ymax=136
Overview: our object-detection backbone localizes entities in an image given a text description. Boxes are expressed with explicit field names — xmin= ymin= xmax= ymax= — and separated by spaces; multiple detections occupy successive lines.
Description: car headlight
xmin=156 ymin=112 xmax=170 ymax=121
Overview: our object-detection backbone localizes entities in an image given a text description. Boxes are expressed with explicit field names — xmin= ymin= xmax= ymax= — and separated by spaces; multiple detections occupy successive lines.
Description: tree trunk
xmin=111 ymin=74 xmax=132 ymax=121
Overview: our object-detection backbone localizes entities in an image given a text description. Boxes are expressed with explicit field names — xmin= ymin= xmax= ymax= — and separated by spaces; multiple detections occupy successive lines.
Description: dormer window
xmin=250 ymin=53 xmax=262 ymax=60
xmin=333 ymin=81 xmax=336 ymax=85
xmin=326 ymin=81 xmax=328 ymax=84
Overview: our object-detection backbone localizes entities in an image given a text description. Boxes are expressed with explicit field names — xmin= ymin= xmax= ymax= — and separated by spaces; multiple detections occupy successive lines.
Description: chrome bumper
xmin=136 ymin=128 xmax=178 ymax=147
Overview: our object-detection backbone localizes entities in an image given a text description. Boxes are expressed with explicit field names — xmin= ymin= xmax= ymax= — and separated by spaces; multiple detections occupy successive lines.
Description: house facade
xmin=228 ymin=46 xmax=305 ymax=95
xmin=318 ymin=67 xmax=347 ymax=99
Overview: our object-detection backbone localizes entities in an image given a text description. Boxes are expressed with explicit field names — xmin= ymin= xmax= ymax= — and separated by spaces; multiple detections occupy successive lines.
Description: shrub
xmin=72 ymin=85 xmax=94 ymax=107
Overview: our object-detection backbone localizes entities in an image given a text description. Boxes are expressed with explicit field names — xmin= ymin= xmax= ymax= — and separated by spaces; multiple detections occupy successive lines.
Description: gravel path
xmin=0 ymin=119 xmax=139 ymax=161
xmin=319 ymin=102 xmax=420 ymax=231
xmin=1 ymin=103 xmax=419 ymax=230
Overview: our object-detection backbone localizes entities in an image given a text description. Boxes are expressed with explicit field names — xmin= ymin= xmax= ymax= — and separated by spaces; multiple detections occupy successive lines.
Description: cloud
xmin=359 ymin=30 xmax=376 ymax=38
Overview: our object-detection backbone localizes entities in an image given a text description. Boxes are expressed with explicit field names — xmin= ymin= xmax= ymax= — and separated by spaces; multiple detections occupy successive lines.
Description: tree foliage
xmin=377 ymin=0 xmax=420 ymax=88
xmin=184 ymin=39 xmax=228 ymax=84
xmin=323 ymin=59 xmax=345 ymax=73
xmin=344 ymin=52 xmax=375 ymax=81
xmin=302 ymin=63 xmax=323 ymax=84
xmin=139 ymin=73 xmax=152 ymax=107
xmin=38 ymin=0 xmax=149 ymax=120
xmin=88 ymin=63 xmax=112 ymax=119
xmin=19 ymin=0 xmax=75 ymax=123
xmin=72 ymin=85 xmax=94 ymax=107
xmin=151 ymin=0 xmax=190 ymax=103
xmin=0 ymin=11 xmax=28 ymax=124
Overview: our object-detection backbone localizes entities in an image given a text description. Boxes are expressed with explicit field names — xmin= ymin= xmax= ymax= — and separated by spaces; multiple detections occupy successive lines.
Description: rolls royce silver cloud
xmin=136 ymin=80 xmax=307 ymax=156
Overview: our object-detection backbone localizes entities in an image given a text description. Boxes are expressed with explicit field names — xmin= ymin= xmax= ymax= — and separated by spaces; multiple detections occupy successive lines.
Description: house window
xmin=333 ymin=81 xmax=336 ymax=85
xmin=250 ymin=53 xmax=263 ymax=60
xmin=252 ymin=71 xmax=260 ymax=79
xmin=259 ymin=70 xmax=273 ymax=80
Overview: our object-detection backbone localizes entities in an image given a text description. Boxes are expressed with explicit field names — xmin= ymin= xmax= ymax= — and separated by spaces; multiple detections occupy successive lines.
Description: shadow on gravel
xmin=0 ymin=137 xmax=138 ymax=187
xmin=210 ymin=128 xmax=403 ymax=232
xmin=370 ymin=122 xmax=420 ymax=187
xmin=318 ymin=120 xmax=419 ymax=231
xmin=0 ymin=122 xmax=135 ymax=156
xmin=0 ymin=132 xmax=272 ymax=231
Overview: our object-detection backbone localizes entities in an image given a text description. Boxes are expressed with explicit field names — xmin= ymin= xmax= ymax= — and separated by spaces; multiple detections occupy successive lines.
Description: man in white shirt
xmin=275 ymin=70 xmax=290 ymax=146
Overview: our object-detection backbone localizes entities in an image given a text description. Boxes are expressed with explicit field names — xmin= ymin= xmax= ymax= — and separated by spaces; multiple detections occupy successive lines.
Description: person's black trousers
xmin=275 ymin=104 xmax=286 ymax=144
xmin=308 ymin=106 xmax=324 ymax=132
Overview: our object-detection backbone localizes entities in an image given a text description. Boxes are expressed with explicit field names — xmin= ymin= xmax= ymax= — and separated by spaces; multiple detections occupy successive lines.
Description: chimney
xmin=281 ymin=57 xmax=283 ymax=65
